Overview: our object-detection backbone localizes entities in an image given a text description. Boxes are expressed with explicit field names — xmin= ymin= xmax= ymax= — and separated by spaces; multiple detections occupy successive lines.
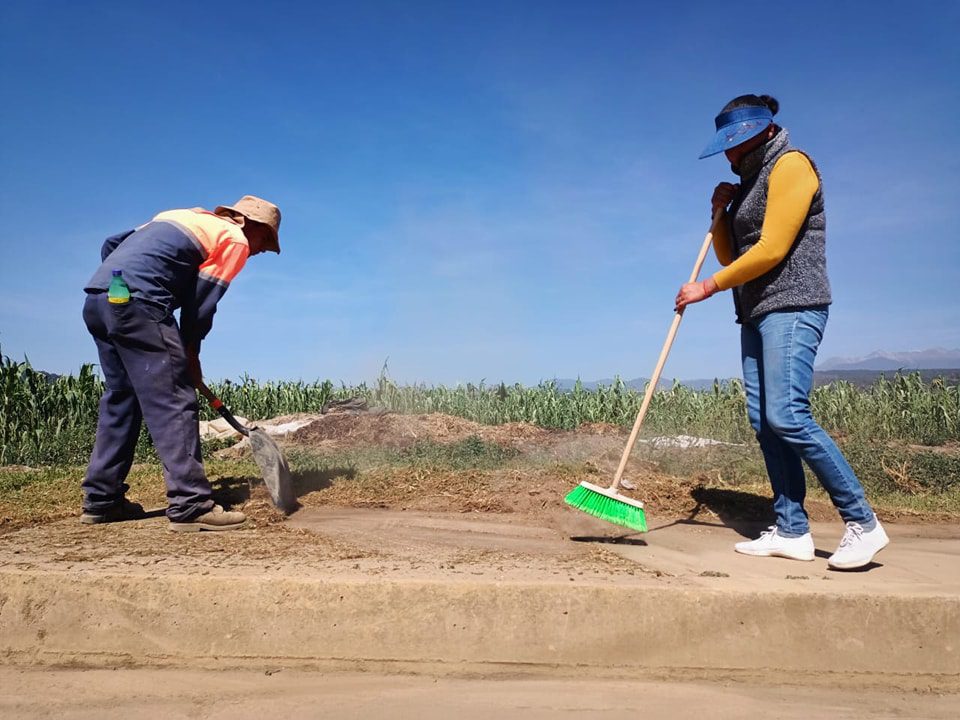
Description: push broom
xmin=564 ymin=210 xmax=723 ymax=532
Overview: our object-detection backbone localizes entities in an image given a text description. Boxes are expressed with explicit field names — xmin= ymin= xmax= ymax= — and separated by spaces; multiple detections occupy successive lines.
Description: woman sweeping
xmin=675 ymin=94 xmax=888 ymax=570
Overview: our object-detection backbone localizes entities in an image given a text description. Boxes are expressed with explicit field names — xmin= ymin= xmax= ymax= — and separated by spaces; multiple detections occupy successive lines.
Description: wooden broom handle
xmin=609 ymin=210 xmax=723 ymax=491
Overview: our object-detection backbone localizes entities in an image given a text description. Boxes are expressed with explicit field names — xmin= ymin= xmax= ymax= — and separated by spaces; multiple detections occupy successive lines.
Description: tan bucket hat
xmin=215 ymin=195 xmax=282 ymax=253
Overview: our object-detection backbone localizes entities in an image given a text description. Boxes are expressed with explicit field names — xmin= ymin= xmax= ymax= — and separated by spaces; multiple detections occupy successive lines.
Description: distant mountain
xmin=817 ymin=348 xmax=960 ymax=371
xmin=552 ymin=377 xmax=657 ymax=391
xmin=551 ymin=377 xmax=724 ymax=391
xmin=552 ymin=365 xmax=960 ymax=392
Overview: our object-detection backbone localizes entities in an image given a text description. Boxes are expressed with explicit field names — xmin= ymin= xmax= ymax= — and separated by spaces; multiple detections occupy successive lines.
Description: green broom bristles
xmin=564 ymin=481 xmax=648 ymax=533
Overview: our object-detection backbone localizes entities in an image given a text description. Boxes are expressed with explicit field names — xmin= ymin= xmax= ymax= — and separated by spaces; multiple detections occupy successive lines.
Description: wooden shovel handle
xmin=609 ymin=210 xmax=723 ymax=491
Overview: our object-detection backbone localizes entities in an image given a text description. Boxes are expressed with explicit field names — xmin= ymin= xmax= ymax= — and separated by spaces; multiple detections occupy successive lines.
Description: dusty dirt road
xmin=3 ymin=667 xmax=958 ymax=720
xmin=3 ymin=411 xmax=958 ymax=713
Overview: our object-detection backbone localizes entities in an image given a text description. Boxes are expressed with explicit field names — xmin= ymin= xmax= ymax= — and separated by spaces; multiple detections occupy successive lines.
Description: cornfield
xmin=2 ymin=350 xmax=958 ymax=466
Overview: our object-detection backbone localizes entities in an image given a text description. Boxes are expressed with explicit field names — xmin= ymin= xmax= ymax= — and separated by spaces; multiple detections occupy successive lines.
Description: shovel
xmin=197 ymin=381 xmax=297 ymax=514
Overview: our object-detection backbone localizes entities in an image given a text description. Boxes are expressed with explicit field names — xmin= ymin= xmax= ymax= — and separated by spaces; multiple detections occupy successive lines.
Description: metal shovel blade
xmin=249 ymin=428 xmax=297 ymax=514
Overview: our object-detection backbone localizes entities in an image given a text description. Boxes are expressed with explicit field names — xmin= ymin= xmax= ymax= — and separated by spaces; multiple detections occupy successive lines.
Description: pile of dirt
xmin=236 ymin=411 xmax=771 ymax=521
xmin=288 ymin=412 xmax=557 ymax=450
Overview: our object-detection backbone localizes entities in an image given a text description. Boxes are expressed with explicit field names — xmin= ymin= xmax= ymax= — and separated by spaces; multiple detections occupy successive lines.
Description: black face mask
xmin=728 ymin=125 xmax=779 ymax=178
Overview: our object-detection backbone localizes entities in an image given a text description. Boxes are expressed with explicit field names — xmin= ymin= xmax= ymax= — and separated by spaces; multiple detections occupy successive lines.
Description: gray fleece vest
xmin=727 ymin=128 xmax=832 ymax=323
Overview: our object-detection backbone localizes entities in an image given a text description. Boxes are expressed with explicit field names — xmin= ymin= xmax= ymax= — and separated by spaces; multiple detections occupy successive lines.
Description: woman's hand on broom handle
xmin=711 ymin=182 xmax=739 ymax=213
xmin=675 ymin=276 xmax=718 ymax=312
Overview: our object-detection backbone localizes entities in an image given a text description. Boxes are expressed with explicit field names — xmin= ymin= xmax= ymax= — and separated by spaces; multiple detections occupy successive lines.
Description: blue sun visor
xmin=699 ymin=106 xmax=774 ymax=159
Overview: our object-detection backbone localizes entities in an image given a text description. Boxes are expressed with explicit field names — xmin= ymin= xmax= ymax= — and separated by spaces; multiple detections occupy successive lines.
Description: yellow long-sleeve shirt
xmin=711 ymin=151 xmax=820 ymax=291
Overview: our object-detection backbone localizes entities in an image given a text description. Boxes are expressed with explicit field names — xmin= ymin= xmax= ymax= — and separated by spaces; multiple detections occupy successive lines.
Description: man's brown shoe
xmin=80 ymin=499 xmax=147 ymax=525
xmin=169 ymin=504 xmax=247 ymax=532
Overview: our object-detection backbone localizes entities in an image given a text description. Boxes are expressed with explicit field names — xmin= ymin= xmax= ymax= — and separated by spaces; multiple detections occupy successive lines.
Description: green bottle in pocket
xmin=107 ymin=270 xmax=130 ymax=304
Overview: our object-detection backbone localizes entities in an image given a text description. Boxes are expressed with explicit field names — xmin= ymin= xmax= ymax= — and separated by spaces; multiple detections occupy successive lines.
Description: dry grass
xmin=4 ymin=425 xmax=958 ymax=541
xmin=3 ymin=410 xmax=959 ymax=540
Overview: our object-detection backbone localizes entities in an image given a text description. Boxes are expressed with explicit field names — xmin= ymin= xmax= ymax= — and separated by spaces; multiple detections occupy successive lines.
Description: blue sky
xmin=1 ymin=0 xmax=958 ymax=385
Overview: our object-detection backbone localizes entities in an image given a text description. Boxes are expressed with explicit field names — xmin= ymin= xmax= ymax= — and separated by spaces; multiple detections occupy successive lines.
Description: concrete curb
xmin=1 ymin=570 xmax=958 ymax=685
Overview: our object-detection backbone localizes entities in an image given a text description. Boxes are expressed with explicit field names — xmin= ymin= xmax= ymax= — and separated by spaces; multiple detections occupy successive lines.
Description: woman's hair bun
xmin=721 ymin=94 xmax=780 ymax=116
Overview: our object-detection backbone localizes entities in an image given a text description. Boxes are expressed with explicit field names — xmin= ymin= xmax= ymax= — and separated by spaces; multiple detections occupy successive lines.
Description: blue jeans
xmin=741 ymin=306 xmax=875 ymax=536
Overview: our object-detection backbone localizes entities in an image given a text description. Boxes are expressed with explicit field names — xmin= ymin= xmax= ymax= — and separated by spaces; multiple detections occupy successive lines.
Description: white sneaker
xmin=734 ymin=526 xmax=815 ymax=561
xmin=828 ymin=518 xmax=889 ymax=570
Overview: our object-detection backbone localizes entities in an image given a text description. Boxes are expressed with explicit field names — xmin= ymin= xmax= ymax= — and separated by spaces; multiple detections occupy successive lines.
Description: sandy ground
xmin=2 ymin=504 xmax=957 ymax=595
xmin=2 ymin=667 xmax=958 ymax=719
